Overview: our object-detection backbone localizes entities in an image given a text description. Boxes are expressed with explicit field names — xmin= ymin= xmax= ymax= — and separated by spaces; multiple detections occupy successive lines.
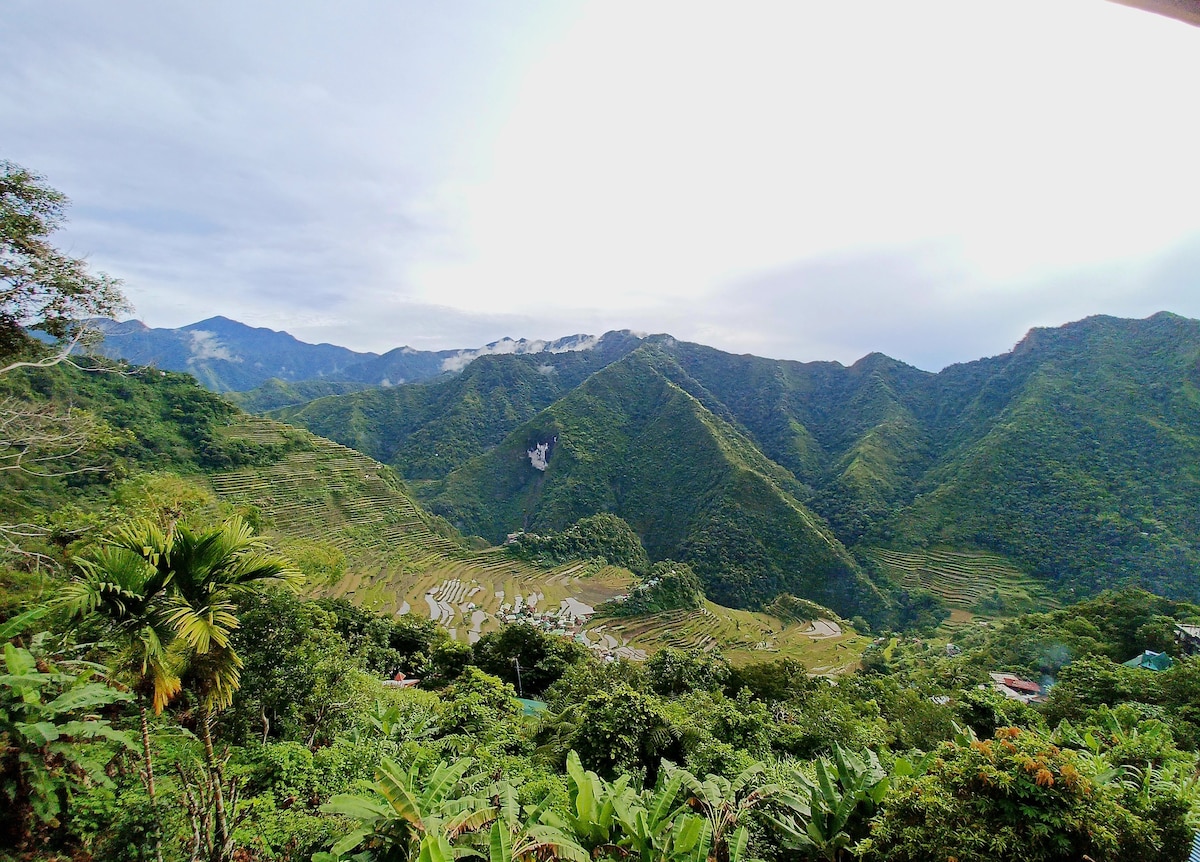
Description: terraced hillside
xmin=867 ymin=547 xmax=1055 ymax=615
xmin=208 ymin=417 xmax=860 ymax=669
xmin=595 ymin=601 xmax=866 ymax=672
xmin=209 ymin=417 xmax=636 ymax=642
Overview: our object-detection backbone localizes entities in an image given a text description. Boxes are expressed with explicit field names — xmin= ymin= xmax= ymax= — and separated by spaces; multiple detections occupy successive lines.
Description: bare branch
xmin=0 ymin=328 xmax=85 ymax=376
xmin=0 ymin=522 xmax=58 ymax=569
xmin=0 ymin=396 xmax=113 ymax=476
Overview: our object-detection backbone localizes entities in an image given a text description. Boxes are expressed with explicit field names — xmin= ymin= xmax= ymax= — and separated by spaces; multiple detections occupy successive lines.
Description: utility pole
xmin=513 ymin=656 xmax=524 ymax=697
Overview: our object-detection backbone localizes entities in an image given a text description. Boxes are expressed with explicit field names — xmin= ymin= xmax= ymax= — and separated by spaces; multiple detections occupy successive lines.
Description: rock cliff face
xmin=528 ymin=440 xmax=551 ymax=471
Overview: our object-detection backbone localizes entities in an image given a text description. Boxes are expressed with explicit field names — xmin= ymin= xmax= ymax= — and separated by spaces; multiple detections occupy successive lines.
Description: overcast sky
xmin=5 ymin=1 xmax=1199 ymax=370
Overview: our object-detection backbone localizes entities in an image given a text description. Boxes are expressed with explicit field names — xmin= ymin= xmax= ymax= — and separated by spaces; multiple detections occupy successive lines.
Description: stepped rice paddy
xmin=597 ymin=601 xmax=866 ymax=671
xmin=209 ymin=417 xmax=868 ymax=668
xmin=867 ymin=547 xmax=1056 ymax=615
xmin=210 ymin=418 xmax=634 ymax=639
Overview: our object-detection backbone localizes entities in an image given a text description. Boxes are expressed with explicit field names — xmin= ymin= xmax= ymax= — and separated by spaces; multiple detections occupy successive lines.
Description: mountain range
xmin=92 ymin=311 xmax=1200 ymax=618
xmin=88 ymin=316 xmax=623 ymax=398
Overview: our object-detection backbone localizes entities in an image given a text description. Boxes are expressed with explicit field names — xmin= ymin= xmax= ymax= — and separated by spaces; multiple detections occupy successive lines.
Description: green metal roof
xmin=1122 ymin=650 xmax=1175 ymax=671
xmin=515 ymin=697 xmax=548 ymax=716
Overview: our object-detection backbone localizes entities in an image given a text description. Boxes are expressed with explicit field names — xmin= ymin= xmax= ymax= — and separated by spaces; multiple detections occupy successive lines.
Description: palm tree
xmin=63 ymin=516 xmax=300 ymax=862
xmin=61 ymin=536 xmax=183 ymax=862
xmin=121 ymin=517 xmax=299 ymax=860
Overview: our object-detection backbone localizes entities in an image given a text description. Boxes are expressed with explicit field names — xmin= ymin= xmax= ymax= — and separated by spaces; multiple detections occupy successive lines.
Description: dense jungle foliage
xmin=506 ymin=514 xmax=650 ymax=572
xmin=7 ymin=552 xmax=1200 ymax=862
xmin=600 ymin=561 xmax=705 ymax=617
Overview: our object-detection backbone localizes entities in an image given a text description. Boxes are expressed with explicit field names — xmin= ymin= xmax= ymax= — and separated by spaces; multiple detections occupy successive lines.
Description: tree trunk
xmin=139 ymin=706 xmax=165 ymax=862
xmin=198 ymin=707 xmax=230 ymax=862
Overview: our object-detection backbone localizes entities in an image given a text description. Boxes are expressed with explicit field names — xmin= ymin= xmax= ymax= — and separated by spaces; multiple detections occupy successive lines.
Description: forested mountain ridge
xmin=429 ymin=347 xmax=887 ymax=619
xmin=273 ymin=330 xmax=646 ymax=478
xmin=277 ymin=312 xmax=1200 ymax=606
xmin=89 ymin=316 xmax=379 ymax=392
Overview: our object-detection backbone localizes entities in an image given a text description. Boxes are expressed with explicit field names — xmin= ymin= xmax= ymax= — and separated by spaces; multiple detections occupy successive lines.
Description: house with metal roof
xmin=1122 ymin=650 xmax=1175 ymax=671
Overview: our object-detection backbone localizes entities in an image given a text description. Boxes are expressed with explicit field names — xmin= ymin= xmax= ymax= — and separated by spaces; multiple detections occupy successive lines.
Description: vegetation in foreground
xmin=7 ymin=547 xmax=1200 ymax=862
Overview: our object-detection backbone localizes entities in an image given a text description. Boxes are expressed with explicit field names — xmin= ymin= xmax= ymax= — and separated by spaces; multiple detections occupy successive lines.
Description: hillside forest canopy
xmin=4 ymin=163 xmax=1200 ymax=862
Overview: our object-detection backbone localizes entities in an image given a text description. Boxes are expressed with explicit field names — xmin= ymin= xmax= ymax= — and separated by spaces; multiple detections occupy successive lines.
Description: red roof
xmin=1002 ymin=677 xmax=1041 ymax=693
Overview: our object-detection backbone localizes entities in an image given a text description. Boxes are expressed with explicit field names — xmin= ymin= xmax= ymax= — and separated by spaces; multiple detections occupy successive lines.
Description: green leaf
xmin=55 ymin=719 xmax=134 ymax=748
xmin=322 ymin=794 xmax=390 ymax=821
xmin=673 ymin=814 xmax=705 ymax=855
xmin=0 ymin=607 xmax=49 ymax=640
xmin=17 ymin=721 xmax=61 ymax=745
xmin=4 ymin=643 xmax=36 ymax=676
xmin=375 ymin=760 xmax=427 ymax=828
xmin=417 ymin=832 xmax=454 ymax=862
xmin=727 ymin=825 xmax=749 ymax=862
xmin=329 ymin=826 xmax=371 ymax=857
xmin=46 ymin=683 xmax=130 ymax=714
xmin=489 ymin=821 xmax=512 ymax=862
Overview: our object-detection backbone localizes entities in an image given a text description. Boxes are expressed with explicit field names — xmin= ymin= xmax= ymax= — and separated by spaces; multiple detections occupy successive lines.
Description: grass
xmin=595 ymin=600 xmax=867 ymax=672
xmin=866 ymin=546 xmax=1057 ymax=615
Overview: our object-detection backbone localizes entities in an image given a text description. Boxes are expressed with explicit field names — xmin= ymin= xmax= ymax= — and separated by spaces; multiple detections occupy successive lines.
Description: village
xmin=400 ymin=576 xmax=647 ymax=661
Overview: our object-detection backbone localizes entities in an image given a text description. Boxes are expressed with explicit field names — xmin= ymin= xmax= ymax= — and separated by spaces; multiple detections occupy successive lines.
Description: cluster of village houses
xmin=982 ymin=622 xmax=1200 ymax=704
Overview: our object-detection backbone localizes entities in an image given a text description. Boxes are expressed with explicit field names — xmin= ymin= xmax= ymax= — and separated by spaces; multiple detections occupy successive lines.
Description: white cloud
xmin=3 ymin=0 xmax=1199 ymax=366
xmin=187 ymin=330 xmax=237 ymax=362
xmin=439 ymin=333 xmax=601 ymax=373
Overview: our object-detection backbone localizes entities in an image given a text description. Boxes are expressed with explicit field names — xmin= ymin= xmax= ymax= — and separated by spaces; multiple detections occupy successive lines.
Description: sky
xmin=4 ymin=0 xmax=1199 ymax=371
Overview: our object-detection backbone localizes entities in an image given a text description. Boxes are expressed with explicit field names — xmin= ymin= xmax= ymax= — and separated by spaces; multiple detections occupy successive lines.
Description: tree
xmin=63 ymin=516 xmax=299 ymax=862
xmin=1 ymin=159 xmax=126 ymax=364
xmin=573 ymin=684 xmax=681 ymax=784
xmin=644 ymin=648 xmax=731 ymax=698
xmin=60 ymin=540 xmax=185 ymax=862
xmin=472 ymin=623 xmax=588 ymax=697
xmin=859 ymin=727 xmax=1172 ymax=862
xmin=134 ymin=518 xmax=299 ymax=861
xmin=227 ymin=589 xmax=368 ymax=747
xmin=1 ymin=159 xmax=130 ymax=566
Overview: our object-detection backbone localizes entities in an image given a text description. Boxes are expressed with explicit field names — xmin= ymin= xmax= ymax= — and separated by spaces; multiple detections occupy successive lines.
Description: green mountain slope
xmin=1 ymin=355 xmax=865 ymax=667
xmin=887 ymin=312 xmax=1200 ymax=597
xmin=272 ymin=331 xmax=645 ymax=479
xmin=273 ymin=311 xmax=1200 ymax=605
xmin=224 ymin=378 xmax=374 ymax=413
xmin=430 ymin=348 xmax=887 ymax=619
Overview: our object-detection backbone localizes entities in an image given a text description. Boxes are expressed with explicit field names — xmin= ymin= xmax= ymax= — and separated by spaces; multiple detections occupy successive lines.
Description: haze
xmin=4 ymin=0 xmax=1199 ymax=370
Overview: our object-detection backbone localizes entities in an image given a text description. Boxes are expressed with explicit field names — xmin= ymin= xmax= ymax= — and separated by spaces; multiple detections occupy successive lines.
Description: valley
xmin=206 ymin=416 xmax=855 ymax=668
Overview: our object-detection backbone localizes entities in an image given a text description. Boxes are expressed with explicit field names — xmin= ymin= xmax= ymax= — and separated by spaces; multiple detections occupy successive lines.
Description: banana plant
xmin=562 ymin=749 xmax=635 ymax=853
xmin=612 ymin=765 xmax=712 ymax=862
xmin=766 ymin=745 xmax=889 ymax=862
xmin=666 ymin=761 xmax=777 ymax=862
xmin=476 ymin=780 xmax=589 ymax=862
xmin=319 ymin=754 xmax=495 ymax=861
